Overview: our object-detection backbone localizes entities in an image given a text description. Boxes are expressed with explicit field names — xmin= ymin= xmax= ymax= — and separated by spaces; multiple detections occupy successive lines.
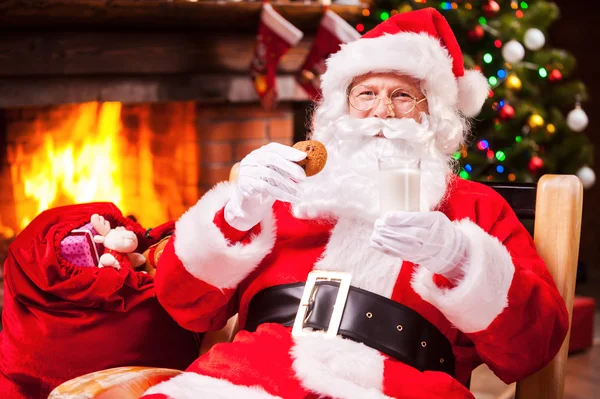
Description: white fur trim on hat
xmin=410 ymin=218 xmax=515 ymax=333
xmin=457 ymin=69 xmax=490 ymax=117
xmin=173 ymin=181 xmax=276 ymax=290
xmin=144 ymin=372 xmax=282 ymax=399
xmin=320 ymin=32 xmax=488 ymax=117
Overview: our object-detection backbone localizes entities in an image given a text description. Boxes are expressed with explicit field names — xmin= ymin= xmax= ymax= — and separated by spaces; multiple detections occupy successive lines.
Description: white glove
xmin=370 ymin=211 xmax=469 ymax=277
xmin=224 ymin=143 xmax=307 ymax=231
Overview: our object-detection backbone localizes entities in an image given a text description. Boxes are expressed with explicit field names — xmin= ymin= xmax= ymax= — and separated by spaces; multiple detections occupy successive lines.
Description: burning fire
xmin=17 ymin=102 xmax=125 ymax=229
xmin=3 ymin=102 xmax=182 ymax=236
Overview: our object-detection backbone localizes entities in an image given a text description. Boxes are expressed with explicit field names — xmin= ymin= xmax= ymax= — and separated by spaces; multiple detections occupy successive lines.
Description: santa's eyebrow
xmin=391 ymin=87 xmax=416 ymax=94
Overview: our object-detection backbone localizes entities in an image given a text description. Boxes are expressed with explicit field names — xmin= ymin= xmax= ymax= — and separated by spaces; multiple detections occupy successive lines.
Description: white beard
xmin=292 ymin=115 xmax=454 ymax=223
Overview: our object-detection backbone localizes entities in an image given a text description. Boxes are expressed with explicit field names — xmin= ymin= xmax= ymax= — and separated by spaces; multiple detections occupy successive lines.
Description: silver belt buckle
xmin=291 ymin=270 xmax=352 ymax=339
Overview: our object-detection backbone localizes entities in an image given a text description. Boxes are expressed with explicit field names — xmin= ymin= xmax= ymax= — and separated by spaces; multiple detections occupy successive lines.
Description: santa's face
xmin=294 ymin=72 xmax=457 ymax=222
xmin=347 ymin=72 xmax=429 ymax=122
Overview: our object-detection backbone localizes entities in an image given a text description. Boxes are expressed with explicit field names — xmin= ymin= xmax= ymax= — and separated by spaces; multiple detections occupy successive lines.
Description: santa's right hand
xmin=224 ymin=143 xmax=307 ymax=231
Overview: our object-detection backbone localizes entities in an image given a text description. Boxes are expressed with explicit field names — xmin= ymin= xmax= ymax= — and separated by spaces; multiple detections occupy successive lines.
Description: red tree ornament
xmin=548 ymin=69 xmax=563 ymax=82
xmin=499 ymin=104 xmax=515 ymax=120
xmin=483 ymin=1 xmax=501 ymax=17
xmin=468 ymin=26 xmax=485 ymax=41
xmin=528 ymin=156 xmax=544 ymax=173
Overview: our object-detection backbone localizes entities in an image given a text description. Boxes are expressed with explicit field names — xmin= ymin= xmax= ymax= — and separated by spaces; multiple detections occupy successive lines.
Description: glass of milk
xmin=378 ymin=156 xmax=421 ymax=214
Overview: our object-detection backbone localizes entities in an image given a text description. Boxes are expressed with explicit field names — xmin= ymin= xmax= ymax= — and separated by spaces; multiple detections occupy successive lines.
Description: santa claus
xmin=142 ymin=8 xmax=568 ymax=399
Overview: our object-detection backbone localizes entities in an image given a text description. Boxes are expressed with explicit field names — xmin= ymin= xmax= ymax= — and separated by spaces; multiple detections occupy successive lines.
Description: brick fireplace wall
xmin=196 ymin=103 xmax=295 ymax=194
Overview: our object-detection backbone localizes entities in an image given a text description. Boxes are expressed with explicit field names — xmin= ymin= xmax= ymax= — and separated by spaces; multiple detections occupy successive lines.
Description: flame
xmin=3 ymin=101 xmax=184 ymax=235
xmin=18 ymin=103 xmax=124 ymax=229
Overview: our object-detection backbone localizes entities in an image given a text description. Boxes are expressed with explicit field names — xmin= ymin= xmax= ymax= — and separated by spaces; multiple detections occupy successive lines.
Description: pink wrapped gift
xmin=60 ymin=222 xmax=104 ymax=267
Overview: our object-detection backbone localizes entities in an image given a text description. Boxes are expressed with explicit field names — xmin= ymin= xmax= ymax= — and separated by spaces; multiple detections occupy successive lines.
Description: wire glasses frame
xmin=348 ymin=85 xmax=427 ymax=115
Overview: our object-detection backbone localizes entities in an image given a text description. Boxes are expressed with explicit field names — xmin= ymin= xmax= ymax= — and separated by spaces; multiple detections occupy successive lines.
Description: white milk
xmin=378 ymin=168 xmax=421 ymax=214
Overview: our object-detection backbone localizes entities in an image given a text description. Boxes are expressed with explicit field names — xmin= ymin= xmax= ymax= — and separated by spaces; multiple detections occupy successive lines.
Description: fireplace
xmin=0 ymin=101 xmax=298 ymax=236
xmin=0 ymin=0 xmax=365 ymax=313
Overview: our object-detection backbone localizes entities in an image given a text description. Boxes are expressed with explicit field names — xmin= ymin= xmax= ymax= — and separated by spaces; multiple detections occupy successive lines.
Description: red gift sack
xmin=0 ymin=202 xmax=199 ymax=399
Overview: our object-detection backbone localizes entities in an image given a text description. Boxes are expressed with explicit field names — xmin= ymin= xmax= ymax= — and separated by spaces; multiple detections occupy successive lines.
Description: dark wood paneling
xmin=0 ymin=74 xmax=310 ymax=107
xmin=0 ymin=32 xmax=314 ymax=77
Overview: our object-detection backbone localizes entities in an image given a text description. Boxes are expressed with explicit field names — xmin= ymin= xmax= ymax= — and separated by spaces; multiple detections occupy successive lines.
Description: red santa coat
xmin=142 ymin=177 xmax=568 ymax=399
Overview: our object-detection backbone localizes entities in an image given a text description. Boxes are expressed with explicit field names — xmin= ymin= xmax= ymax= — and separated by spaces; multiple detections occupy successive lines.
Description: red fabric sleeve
xmin=154 ymin=234 xmax=239 ymax=333
xmin=212 ymin=207 xmax=262 ymax=244
xmin=154 ymin=207 xmax=265 ymax=332
xmin=153 ymin=182 xmax=277 ymax=335
xmin=466 ymin=194 xmax=569 ymax=383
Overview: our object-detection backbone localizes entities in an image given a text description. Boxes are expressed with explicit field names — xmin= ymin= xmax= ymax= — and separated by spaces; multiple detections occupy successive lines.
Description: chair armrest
xmin=48 ymin=367 xmax=182 ymax=399
xmin=199 ymin=314 xmax=240 ymax=355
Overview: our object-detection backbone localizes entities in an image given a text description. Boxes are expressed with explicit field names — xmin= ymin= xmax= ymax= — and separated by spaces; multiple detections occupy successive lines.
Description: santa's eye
xmin=391 ymin=91 xmax=413 ymax=100
xmin=357 ymin=91 xmax=376 ymax=98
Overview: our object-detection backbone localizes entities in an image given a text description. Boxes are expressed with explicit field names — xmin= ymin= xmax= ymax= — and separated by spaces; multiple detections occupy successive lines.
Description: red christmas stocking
xmin=297 ymin=9 xmax=361 ymax=100
xmin=250 ymin=3 xmax=303 ymax=109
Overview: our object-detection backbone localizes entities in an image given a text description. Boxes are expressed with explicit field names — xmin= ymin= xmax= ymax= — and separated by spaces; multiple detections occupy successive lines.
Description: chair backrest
xmin=486 ymin=175 xmax=583 ymax=399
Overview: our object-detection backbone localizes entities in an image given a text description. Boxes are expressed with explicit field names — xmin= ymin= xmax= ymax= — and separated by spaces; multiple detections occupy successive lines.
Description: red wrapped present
xmin=59 ymin=222 xmax=104 ymax=267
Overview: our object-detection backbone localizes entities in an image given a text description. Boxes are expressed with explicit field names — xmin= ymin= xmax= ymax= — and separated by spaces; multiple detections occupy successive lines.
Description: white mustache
xmin=330 ymin=112 xmax=460 ymax=141
xmin=330 ymin=114 xmax=441 ymax=144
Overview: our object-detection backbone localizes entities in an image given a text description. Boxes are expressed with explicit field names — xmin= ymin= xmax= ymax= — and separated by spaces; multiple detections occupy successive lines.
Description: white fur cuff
xmin=144 ymin=372 xmax=283 ymax=399
xmin=411 ymin=219 xmax=515 ymax=333
xmin=291 ymin=334 xmax=393 ymax=399
xmin=173 ymin=182 xmax=276 ymax=290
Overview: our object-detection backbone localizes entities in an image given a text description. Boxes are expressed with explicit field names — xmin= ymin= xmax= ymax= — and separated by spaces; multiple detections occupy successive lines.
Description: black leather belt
xmin=245 ymin=281 xmax=455 ymax=376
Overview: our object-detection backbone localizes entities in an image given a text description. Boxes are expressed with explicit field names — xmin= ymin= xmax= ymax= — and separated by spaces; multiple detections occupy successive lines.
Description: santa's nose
xmin=372 ymin=99 xmax=395 ymax=119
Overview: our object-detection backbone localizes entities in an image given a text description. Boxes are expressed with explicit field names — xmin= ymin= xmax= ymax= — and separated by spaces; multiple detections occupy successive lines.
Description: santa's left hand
xmin=370 ymin=211 xmax=469 ymax=277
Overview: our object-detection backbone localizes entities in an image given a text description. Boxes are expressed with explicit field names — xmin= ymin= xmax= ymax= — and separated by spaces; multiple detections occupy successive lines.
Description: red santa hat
xmin=320 ymin=8 xmax=489 ymax=118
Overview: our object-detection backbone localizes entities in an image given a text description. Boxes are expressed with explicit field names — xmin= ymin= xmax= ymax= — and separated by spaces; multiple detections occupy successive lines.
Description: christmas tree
xmin=359 ymin=0 xmax=595 ymax=188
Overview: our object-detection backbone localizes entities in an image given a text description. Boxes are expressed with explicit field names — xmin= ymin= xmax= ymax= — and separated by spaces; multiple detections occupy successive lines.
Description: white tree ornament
xmin=576 ymin=166 xmax=596 ymax=189
xmin=524 ymin=28 xmax=546 ymax=51
xmin=502 ymin=40 xmax=525 ymax=64
xmin=567 ymin=106 xmax=589 ymax=132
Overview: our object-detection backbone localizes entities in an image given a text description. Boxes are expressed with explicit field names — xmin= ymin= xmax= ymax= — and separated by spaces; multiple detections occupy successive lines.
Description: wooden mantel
xmin=0 ymin=0 xmax=366 ymax=30
xmin=0 ymin=0 xmax=367 ymax=107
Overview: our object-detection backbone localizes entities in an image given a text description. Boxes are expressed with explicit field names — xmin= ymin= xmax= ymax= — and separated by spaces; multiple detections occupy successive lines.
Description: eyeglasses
xmin=348 ymin=85 xmax=427 ymax=115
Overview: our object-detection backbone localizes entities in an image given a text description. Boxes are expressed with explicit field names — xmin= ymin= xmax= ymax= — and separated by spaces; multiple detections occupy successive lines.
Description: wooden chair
xmin=48 ymin=174 xmax=583 ymax=399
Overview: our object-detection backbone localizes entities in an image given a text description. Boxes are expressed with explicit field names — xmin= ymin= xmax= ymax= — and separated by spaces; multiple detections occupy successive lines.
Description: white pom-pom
xmin=502 ymin=40 xmax=525 ymax=64
xmin=577 ymin=166 xmax=596 ymax=189
xmin=457 ymin=69 xmax=490 ymax=117
xmin=567 ymin=106 xmax=589 ymax=132
xmin=524 ymin=29 xmax=545 ymax=51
